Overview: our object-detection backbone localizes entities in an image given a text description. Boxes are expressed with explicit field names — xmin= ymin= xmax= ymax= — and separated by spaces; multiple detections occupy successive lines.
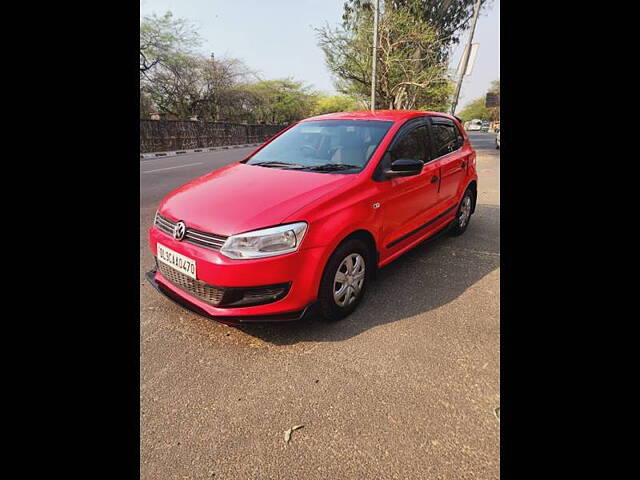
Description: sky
xmin=140 ymin=0 xmax=500 ymax=110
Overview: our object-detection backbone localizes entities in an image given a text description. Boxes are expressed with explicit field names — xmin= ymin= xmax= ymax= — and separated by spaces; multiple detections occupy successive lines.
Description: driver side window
xmin=390 ymin=126 xmax=428 ymax=162
xmin=379 ymin=125 xmax=428 ymax=173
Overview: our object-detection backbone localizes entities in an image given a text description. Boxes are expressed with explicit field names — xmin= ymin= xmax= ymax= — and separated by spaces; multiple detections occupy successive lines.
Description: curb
xmin=140 ymin=143 xmax=261 ymax=159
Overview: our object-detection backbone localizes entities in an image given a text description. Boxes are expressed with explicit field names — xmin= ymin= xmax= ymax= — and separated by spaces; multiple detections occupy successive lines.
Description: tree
xmin=141 ymin=52 xmax=203 ymax=119
xmin=457 ymin=97 xmax=490 ymax=121
xmin=342 ymin=0 xmax=492 ymax=62
xmin=489 ymin=78 xmax=499 ymax=94
xmin=312 ymin=95 xmax=362 ymax=115
xmin=245 ymin=79 xmax=317 ymax=124
xmin=140 ymin=11 xmax=317 ymax=123
xmin=486 ymin=78 xmax=499 ymax=121
xmin=141 ymin=49 xmax=256 ymax=121
xmin=140 ymin=90 xmax=154 ymax=118
xmin=191 ymin=57 xmax=257 ymax=122
xmin=140 ymin=12 xmax=201 ymax=74
xmin=317 ymin=2 xmax=453 ymax=110
xmin=140 ymin=11 xmax=207 ymax=119
xmin=457 ymin=78 xmax=500 ymax=122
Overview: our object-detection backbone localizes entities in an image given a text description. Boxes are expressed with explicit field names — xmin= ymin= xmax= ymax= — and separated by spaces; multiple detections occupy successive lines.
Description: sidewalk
xmin=140 ymin=143 xmax=262 ymax=159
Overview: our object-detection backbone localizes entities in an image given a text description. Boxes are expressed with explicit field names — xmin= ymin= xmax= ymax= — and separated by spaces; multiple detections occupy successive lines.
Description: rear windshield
xmin=246 ymin=120 xmax=393 ymax=172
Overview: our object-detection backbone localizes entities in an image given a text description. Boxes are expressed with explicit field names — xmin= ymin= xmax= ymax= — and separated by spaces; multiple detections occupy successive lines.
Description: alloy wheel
xmin=459 ymin=195 xmax=472 ymax=228
xmin=333 ymin=253 xmax=366 ymax=307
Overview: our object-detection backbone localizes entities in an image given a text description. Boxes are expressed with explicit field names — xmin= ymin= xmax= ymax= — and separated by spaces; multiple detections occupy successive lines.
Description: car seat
xmin=330 ymin=130 xmax=364 ymax=166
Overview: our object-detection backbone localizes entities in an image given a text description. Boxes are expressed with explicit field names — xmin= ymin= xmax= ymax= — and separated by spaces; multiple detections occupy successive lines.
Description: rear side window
xmin=454 ymin=125 xmax=464 ymax=147
xmin=431 ymin=119 xmax=464 ymax=157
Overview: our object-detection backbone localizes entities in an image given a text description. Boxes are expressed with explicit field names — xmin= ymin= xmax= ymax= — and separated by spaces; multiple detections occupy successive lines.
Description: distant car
xmin=467 ymin=119 xmax=483 ymax=131
xmin=496 ymin=129 xmax=500 ymax=149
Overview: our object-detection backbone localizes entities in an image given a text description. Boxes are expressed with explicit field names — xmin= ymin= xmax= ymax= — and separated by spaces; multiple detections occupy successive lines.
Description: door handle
xmin=460 ymin=161 xmax=466 ymax=168
xmin=431 ymin=175 xmax=439 ymax=183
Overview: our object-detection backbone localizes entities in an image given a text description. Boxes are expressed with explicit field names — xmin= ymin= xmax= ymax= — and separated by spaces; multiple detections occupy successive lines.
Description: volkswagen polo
xmin=147 ymin=110 xmax=478 ymax=325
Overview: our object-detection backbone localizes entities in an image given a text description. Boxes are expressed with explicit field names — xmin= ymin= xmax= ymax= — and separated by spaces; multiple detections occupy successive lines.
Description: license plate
xmin=157 ymin=243 xmax=197 ymax=279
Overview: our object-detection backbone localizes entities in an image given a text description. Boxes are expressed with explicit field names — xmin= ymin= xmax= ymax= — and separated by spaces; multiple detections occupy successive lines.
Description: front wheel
xmin=449 ymin=189 xmax=474 ymax=236
xmin=317 ymin=238 xmax=371 ymax=322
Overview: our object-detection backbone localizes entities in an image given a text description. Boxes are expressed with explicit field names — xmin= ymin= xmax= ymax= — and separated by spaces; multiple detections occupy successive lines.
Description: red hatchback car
xmin=147 ymin=110 xmax=478 ymax=325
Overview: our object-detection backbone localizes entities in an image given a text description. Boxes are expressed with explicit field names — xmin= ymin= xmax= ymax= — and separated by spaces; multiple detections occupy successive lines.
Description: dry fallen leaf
xmin=284 ymin=425 xmax=304 ymax=444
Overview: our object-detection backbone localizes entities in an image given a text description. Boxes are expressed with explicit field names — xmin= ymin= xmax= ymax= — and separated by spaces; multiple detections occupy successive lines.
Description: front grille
xmin=157 ymin=261 xmax=225 ymax=306
xmin=155 ymin=212 xmax=228 ymax=251
xmin=154 ymin=213 xmax=175 ymax=236
xmin=184 ymin=228 xmax=227 ymax=250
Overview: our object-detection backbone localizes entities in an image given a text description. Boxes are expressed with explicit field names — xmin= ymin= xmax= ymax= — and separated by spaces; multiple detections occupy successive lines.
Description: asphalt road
xmin=140 ymin=132 xmax=500 ymax=479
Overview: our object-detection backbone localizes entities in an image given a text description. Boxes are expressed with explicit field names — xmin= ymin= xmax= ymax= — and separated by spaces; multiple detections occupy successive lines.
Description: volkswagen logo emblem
xmin=173 ymin=221 xmax=186 ymax=241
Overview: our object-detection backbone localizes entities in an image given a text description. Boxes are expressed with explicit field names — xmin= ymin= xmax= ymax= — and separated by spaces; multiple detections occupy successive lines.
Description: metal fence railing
xmin=140 ymin=120 xmax=287 ymax=153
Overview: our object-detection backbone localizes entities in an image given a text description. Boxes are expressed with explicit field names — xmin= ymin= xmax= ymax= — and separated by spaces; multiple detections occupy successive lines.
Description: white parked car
xmin=467 ymin=119 xmax=483 ymax=131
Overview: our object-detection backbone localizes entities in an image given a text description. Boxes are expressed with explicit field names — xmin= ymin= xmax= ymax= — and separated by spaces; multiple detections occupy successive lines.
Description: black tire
xmin=449 ymin=189 xmax=474 ymax=236
xmin=317 ymin=238 xmax=372 ymax=322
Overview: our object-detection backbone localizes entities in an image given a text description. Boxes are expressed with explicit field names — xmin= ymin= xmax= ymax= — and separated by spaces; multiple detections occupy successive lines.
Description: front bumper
xmin=146 ymin=267 xmax=315 ymax=326
xmin=148 ymin=226 xmax=327 ymax=325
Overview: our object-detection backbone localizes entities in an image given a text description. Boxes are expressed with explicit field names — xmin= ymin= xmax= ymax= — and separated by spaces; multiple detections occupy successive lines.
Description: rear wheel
xmin=449 ymin=189 xmax=474 ymax=236
xmin=317 ymin=238 xmax=371 ymax=321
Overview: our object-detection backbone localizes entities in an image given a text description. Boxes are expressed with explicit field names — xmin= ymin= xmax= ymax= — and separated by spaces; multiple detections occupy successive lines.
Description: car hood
xmin=158 ymin=162 xmax=357 ymax=236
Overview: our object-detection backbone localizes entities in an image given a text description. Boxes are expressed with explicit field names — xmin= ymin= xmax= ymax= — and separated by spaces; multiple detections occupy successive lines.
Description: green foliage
xmin=311 ymin=95 xmax=361 ymax=115
xmin=139 ymin=11 xmax=316 ymax=124
xmin=140 ymin=12 xmax=201 ymax=73
xmin=318 ymin=2 xmax=454 ymax=110
xmin=244 ymin=79 xmax=318 ymax=124
xmin=457 ymin=97 xmax=490 ymax=121
xmin=489 ymin=79 xmax=500 ymax=94
xmin=140 ymin=90 xmax=154 ymax=118
xmin=458 ymin=78 xmax=500 ymax=122
xmin=342 ymin=0 xmax=493 ymax=62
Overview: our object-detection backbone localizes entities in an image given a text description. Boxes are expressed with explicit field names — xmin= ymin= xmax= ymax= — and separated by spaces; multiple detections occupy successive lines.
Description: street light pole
xmin=450 ymin=0 xmax=481 ymax=115
xmin=371 ymin=0 xmax=379 ymax=111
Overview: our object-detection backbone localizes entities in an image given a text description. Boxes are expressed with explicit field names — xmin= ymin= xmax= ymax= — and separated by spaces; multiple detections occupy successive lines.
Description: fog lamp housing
xmin=220 ymin=282 xmax=291 ymax=308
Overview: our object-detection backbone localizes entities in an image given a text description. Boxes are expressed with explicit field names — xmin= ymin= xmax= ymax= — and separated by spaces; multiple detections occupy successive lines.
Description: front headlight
xmin=219 ymin=222 xmax=308 ymax=259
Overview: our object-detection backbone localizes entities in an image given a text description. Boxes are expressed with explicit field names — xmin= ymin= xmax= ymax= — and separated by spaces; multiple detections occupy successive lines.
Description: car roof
xmin=302 ymin=110 xmax=459 ymax=124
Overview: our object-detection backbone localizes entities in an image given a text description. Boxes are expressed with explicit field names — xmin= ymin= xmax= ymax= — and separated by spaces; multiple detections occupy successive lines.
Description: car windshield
xmin=246 ymin=120 xmax=393 ymax=172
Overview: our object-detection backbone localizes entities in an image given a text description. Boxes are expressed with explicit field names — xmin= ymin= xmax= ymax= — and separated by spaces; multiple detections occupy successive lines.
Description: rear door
xmin=375 ymin=119 xmax=441 ymax=252
xmin=430 ymin=117 xmax=469 ymax=208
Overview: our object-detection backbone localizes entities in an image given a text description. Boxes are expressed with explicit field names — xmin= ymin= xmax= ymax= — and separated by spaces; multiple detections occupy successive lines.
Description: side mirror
xmin=384 ymin=158 xmax=424 ymax=178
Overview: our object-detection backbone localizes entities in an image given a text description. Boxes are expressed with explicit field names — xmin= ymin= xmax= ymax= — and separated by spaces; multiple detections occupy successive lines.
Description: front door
xmin=376 ymin=121 xmax=441 ymax=252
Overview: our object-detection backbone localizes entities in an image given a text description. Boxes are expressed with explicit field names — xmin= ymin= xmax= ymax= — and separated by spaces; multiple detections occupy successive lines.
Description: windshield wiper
xmin=252 ymin=161 xmax=305 ymax=169
xmin=306 ymin=163 xmax=361 ymax=172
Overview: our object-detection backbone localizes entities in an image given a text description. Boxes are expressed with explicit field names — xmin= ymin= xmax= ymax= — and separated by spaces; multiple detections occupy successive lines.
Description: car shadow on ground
xmin=236 ymin=204 xmax=499 ymax=346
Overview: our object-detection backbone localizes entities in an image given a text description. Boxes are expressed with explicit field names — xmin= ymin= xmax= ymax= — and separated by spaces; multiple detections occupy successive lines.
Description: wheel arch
xmin=335 ymin=229 xmax=379 ymax=276
xmin=466 ymin=180 xmax=478 ymax=213
xmin=319 ymin=227 xmax=380 ymax=286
